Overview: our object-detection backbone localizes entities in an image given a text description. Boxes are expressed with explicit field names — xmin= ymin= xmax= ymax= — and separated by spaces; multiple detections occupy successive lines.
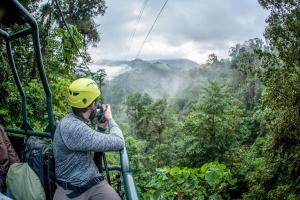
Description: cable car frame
xmin=0 ymin=0 xmax=139 ymax=199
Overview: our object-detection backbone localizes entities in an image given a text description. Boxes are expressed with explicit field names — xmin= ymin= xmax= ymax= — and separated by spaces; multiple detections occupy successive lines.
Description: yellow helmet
xmin=68 ymin=78 xmax=100 ymax=108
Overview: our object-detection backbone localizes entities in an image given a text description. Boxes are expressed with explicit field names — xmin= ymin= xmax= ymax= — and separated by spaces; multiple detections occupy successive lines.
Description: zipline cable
xmin=136 ymin=0 xmax=169 ymax=58
xmin=127 ymin=0 xmax=149 ymax=53
xmin=53 ymin=0 xmax=90 ymax=72
xmin=124 ymin=0 xmax=149 ymax=60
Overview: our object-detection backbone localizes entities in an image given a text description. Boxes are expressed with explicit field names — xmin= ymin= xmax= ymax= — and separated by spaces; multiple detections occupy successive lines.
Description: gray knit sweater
xmin=53 ymin=112 xmax=124 ymax=186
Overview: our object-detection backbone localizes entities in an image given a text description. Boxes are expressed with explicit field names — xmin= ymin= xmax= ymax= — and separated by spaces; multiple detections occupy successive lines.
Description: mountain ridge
xmin=95 ymin=58 xmax=202 ymax=71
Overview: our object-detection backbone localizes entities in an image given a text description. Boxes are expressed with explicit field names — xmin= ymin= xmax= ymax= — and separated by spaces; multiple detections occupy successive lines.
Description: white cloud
xmin=88 ymin=0 xmax=269 ymax=64
xmin=89 ymin=64 xmax=132 ymax=80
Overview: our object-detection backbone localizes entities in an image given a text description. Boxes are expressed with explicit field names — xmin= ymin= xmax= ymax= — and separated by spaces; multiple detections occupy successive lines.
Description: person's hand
xmin=103 ymin=104 xmax=112 ymax=121
xmin=98 ymin=120 xmax=108 ymax=129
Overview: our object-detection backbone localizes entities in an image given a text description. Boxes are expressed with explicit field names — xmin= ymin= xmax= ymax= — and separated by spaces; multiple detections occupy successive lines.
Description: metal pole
xmin=103 ymin=153 xmax=111 ymax=184
xmin=6 ymin=39 xmax=32 ymax=132
xmin=4 ymin=127 xmax=51 ymax=138
xmin=120 ymin=147 xmax=140 ymax=200
xmin=8 ymin=28 xmax=32 ymax=41
xmin=11 ymin=0 xmax=56 ymax=137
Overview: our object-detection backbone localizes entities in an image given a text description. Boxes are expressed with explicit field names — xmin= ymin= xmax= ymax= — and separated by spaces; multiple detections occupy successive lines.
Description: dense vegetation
xmin=0 ymin=0 xmax=299 ymax=199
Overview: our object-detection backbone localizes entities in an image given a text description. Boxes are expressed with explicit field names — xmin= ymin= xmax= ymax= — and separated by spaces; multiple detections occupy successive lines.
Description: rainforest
xmin=0 ymin=0 xmax=299 ymax=199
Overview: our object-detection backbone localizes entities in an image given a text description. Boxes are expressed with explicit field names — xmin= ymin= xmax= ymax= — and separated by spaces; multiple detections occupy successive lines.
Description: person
xmin=0 ymin=126 xmax=19 ymax=195
xmin=53 ymin=78 xmax=124 ymax=200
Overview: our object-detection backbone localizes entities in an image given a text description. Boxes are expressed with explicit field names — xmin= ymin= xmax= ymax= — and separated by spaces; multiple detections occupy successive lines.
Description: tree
xmin=258 ymin=0 xmax=300 ymax=69
xmin=229 ymin=38 xmax=264 ymax=110
xmin=0 ymin=1 xmax=106 ymax=128
xmin=125 ymin=93 xmax=179 ymax=167
xmin=239 ymin=0 xmax=300 ymax=198
xmin=182 ymin=81 xmax=245 ymax=166
xmin=35 ymin=0 xmax=106 ymax=66
xmin=258 ymin=0 xmax=300 ymax=165
xmin=54 ymin=0 xmax=107 ymax=49
xmin=91 ymin=68 xmax=107 ymax=98
xmin=124 ymin=92 xmax=153 ymax=140
xmin=206 ymin=53 xmax=219 ymax=65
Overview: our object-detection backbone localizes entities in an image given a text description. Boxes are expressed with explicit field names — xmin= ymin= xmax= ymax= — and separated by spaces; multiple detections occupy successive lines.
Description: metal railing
xmin=0 ymin=0 xmax=55 ymax=138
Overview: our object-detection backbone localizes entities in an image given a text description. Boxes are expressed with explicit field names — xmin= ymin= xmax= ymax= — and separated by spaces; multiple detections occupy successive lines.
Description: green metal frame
xmin=0 ymin=0 xmax=140 ymax=199
xmin=120 ymin=148 xmax=140 ymax=199
xmin=0 ymin=0 xmax=55 ymax=137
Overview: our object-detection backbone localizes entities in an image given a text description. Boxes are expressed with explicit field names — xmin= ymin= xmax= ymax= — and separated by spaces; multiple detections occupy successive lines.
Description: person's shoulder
xmin=57 ymin=114 xmax=88 ymax=139
xmin=60 ymin=113 xmax=83 ymax=127
xmin=63 ymin=112 xmax=80 ymax=121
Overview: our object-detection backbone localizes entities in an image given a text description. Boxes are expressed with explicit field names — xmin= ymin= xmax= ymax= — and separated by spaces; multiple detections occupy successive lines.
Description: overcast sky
xmin=88 ymin=0 xmax=269 ymax=64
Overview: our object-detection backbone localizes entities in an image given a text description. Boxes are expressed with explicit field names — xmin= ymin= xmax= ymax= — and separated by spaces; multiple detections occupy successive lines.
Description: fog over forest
xmin=90 ymin=56 xmax=232 ymax=110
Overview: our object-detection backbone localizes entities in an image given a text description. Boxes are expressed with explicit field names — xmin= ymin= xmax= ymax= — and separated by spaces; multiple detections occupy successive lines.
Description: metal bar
xmin=6 ymin=40 xmax=31 ymax=131
xmin=120 ymin=147 xmax=140 ymax=200
xmin=10 ymin=0 xmax=38 ymax=29
xmin=4 ymin=127 xmax=51 ymax=138
xmin=11 ymin=0 xmax=56 ymax=137
xmin=8 ymin=28 xmax=32 ymax=41
xmin=103 ymin=153 xmax=111 ymax=184
xmin=105 ymin=166 xmax=122 ymax=172
xmin=31 ymin=29 xmax=56 ymax=137
xmin=0 ymin=29 xmax=9 ymax=39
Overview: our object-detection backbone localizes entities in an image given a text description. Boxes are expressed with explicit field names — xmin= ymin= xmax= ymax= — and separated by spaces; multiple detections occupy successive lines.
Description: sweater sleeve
xmin=61 ymin=118 xmax=124 ymax=152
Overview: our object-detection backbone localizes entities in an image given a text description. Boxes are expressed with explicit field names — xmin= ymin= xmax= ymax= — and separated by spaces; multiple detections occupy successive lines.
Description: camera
xmin=97 ymin=104 xmax=108 ymax=123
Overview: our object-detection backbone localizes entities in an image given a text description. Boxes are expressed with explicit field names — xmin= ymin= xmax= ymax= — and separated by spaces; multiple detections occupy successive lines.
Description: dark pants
xmin=53 ymin=180 xmax=121 ymax=200
xmin=0 ymin=175 xmax=6 ymax=194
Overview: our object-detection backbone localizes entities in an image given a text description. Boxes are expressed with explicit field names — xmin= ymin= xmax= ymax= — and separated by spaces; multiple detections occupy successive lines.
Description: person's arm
xmin=61 ymin=118 xmax=124 ymax=152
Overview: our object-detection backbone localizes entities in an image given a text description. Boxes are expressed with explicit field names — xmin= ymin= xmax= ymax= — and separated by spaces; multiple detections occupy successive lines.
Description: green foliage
xmin=181 ymin=81 xmax=245 ymax=165
xmin=125 ymin=92 xmax=153 ymax=139
xmin=50 ymin=77 xmax=71 ymax=119
xmin=243 ymin=1 xmax=300 ymax=199
xmin=206 ymin=53 xmax=219 ymax=65
xmin=123 ymin=1 xmax=300 ymax=199
xmin=258 ymin=0 xmax=300 ymax=68
xmin=256 ymin=0 xmax=300 ymax=150
xmin=125 ymin=93 xmax=177 ymax=152
xmin=1 ymin=1 xmax=299 ymax=199
xmin=0 ymin=1 xmax=105 ymax=131
xmin=57 ymin=0 xmax=107 ymax=46
xmin=142 ymin=162 xmax=236 ymax=200
xmin=48 ymin=26 xmax=86 ymax=73
xmin=124 ymin=135 xmax=147 ymax=173
xmin=229 ymin=38 xmax=264 ymax=110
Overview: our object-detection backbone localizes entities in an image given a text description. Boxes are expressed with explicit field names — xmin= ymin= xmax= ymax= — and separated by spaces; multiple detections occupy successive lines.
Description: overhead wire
xmin=53 ymin=0 xmax=90 ymax=72
xmin=124 ymin=0 xmax=149 ymax=60
xmin=127 ymin=0 xmax=149 ymax=51
xmin=136 ymin=0 xmax=169 ymax=58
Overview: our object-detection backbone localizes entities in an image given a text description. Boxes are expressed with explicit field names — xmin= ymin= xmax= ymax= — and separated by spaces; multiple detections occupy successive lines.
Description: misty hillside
xmin=99 ymin=58 xmax=231 ymax=107
xmin=150 ymin=59 xmax=201 ymax=71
